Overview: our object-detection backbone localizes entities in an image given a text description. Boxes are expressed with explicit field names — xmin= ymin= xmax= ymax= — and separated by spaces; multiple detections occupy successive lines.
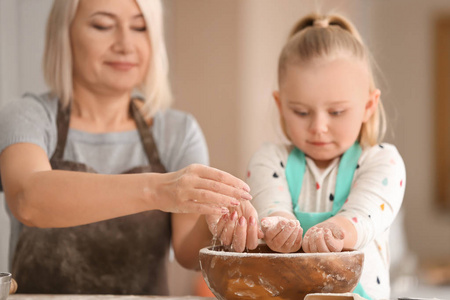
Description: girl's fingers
xmin=324 ymin=228 xmax=343 ymax=252
xmin=293 ymin=228 xmax=303 ymax=250
xmin=274 ymin=221 xmax=296 ymax=250
xmin=281 ymin=225 xmax=299 ymax=252
xmin=302 ymin=233 xmax=311 ymax=253
xmin=315 ymin=230 xmax=330 ymax=253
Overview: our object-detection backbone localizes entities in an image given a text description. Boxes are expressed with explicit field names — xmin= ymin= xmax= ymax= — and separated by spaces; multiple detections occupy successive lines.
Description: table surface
xmin=9 ymin=296 xmax=215 ymax=300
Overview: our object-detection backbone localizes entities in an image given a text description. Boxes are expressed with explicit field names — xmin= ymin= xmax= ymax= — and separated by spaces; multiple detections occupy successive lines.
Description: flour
xmin=261 ymin=216 xmax=301 ymax=233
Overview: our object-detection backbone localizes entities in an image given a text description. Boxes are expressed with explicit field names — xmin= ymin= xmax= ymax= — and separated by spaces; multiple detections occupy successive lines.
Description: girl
xmin=246 ymin=13 xmax=406 ymax=300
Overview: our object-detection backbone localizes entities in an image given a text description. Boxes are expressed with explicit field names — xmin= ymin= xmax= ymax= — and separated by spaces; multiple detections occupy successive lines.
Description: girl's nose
xmin=309 ymin=114 xmax=328 ymax=134
xmin=112 ymin=27 xmax=133 ymax=54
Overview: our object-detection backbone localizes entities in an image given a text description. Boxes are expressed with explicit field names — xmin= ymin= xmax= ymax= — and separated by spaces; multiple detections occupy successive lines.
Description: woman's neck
xmin=71 ymin=84 xmax=136 ymax=133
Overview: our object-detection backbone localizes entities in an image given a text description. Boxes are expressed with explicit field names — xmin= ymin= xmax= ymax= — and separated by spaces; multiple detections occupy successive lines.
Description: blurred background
xmin=1 ymin=0 xmax=449 ymax=298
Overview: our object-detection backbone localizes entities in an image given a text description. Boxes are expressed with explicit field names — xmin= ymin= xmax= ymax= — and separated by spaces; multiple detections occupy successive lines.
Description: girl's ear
xmin=363 ymin=89 xmax=380 ymax=123
xmin=273 ymin=90 xmax=282 ymax=112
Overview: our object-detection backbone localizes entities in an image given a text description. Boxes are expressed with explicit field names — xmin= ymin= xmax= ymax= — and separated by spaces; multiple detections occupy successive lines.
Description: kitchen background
xmin=0 ymin=0 xmax=449 ymax=298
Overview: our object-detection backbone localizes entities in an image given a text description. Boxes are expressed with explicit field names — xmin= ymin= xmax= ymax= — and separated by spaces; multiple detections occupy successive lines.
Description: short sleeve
xmin=246 ymin=143 xmax=293 ymax=219
xmin=337 ymin=143 xmax=406 ymax=249
xmin=152 ymin=109 xmax=209 ymax=172
xmin=0 ymin=93 xmax=57 ymax=158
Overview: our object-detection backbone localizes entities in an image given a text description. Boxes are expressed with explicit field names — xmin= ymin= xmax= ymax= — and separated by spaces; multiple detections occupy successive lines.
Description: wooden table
xmin=9 ymin=296 xmax=215 ymax=300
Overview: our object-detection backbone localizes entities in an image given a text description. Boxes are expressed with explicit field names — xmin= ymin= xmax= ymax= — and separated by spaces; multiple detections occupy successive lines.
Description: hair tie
xmin=313 ymin=18 xmax=329 ymax=28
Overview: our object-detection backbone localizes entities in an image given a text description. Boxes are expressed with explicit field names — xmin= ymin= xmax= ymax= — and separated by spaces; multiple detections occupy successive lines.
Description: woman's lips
xmin=105 ymin=62 xmax=137 ymax=71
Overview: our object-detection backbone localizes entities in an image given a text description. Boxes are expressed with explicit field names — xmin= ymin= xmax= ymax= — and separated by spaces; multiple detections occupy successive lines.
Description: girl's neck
xmin=70 ymin=84 xmax=136 ymax=133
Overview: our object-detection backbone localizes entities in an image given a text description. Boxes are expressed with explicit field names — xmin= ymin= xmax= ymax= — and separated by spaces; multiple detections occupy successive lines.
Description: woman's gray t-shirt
xmin=0 ymin=93 xmax=209 ymax=267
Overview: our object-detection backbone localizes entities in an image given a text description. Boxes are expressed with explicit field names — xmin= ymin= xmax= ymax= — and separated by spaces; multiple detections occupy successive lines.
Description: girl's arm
xmin=0 ymin=143 xmax=250 ymax=228
xmin=303 ymin=144 xmax=406 ymax=253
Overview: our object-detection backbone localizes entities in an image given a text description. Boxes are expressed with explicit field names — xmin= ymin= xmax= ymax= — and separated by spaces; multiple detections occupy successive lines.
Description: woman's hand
xmin=157 ymin=164 xmax=252 ymax=215
xmin=205 ymin=201 xmax=263 ymax=253
xmin=260 ymin=216 xmax=303 ymax=253
xmin=302 ymin=222 xmax=345 ymax=253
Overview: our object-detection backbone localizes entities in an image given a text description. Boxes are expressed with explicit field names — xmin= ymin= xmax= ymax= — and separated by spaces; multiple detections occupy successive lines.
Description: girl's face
xmin=70 ymin=0 xmax=151 ymax=96
xmin=274 ymin=57 xmax=380 ymax=169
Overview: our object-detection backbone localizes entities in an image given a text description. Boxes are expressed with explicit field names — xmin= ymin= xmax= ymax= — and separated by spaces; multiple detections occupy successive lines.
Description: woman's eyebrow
xmin=90 ymin=12 xmax=144 ymax=19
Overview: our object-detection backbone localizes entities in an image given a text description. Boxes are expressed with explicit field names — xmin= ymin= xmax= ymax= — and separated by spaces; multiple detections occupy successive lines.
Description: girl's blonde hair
xmin=43 ymin=0 xmax=172 ymax=118
xmin=278 ymin=13 xmax=386 ymax=147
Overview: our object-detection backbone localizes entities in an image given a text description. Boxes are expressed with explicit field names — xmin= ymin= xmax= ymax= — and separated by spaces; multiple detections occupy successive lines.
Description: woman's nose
xmin=309 ymin=114 xmax=328 ymax=134
xmin=112 ymin=27 xmax=133 ymax=54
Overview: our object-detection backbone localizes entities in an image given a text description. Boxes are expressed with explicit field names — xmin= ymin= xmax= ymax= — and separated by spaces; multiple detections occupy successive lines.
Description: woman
xmin=0 ymin=0 xmax=261 ymax=295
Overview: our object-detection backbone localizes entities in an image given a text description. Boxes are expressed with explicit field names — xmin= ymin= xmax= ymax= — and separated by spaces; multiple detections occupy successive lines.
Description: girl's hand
xmin=302 ymin=222 xmax=345 ymax=253
xmin=260 ymin=216 xmax=303 ymax=253
xmin=159 ymin=164 xmax=252 ymax=215
xmin=205 ymin=201 xmax=264 ymax=253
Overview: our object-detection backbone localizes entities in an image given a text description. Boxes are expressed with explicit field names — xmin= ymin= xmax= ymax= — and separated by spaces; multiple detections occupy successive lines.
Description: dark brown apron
xmin=11 ymin=99 xmax=172 ymax=295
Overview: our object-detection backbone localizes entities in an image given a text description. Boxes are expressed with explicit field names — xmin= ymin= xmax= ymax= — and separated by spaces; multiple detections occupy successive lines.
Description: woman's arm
xmin=171 ymin=213 xmax=211 ymax=270
xmin=0 ymin=143 xmax=251 ymax=228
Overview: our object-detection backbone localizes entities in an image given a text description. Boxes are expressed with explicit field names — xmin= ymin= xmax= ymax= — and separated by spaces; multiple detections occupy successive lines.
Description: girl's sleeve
xmin=246 ymin=143 xmax=293 ymax=219
xmin=337 ymin=144 xmax=406 ymax=249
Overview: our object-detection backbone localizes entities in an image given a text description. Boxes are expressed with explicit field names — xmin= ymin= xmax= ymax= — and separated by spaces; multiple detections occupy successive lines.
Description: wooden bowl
xmin=199 ymin=244 xmax=364 ymax=300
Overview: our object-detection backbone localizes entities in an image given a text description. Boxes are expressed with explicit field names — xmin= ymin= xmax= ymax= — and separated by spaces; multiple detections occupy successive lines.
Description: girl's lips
xmin=309 ymin=141 xmax=330 ymax=146
xmin=105 ymin=62 xmax=137 ymax=71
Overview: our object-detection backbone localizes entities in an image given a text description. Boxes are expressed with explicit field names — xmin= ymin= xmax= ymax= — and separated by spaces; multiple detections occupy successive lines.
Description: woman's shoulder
xmin=0 ymin=92 xmax=59 ymax=156
xmin=154 ymin=108 xmax=196 ymax=126
xmin=0 ymin=92 xmax=58 ymax=118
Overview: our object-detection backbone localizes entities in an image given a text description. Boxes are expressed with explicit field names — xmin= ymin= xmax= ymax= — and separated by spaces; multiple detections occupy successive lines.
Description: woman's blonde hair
xmin=277 ymin=13 xmax=386 ymax=147
xmin=43 ymin=0 xmax=172 ymax=117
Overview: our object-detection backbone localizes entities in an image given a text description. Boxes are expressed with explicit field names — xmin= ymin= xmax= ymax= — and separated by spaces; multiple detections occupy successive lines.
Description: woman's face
xmin=274 ymin=56 xmax=379 ymax=169
xmin=70 ymin=0 xmax=151 ymax=96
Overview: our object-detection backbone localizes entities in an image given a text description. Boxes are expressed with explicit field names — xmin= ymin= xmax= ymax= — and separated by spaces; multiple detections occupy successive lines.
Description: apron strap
xmin=333 ymin=142 xmax=362 ymax=214
xmin=130 ymin=99 xmax=164 ymax=168
xmin=50 ymin=101 xmax=71 ymax=161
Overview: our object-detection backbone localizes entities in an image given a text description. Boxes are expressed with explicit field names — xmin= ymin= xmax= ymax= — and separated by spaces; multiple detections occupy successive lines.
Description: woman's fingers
xmin=232 ymin=216 xmax=247 ymax=253
xmin=220 ymin=211 xmax=238 ymax=245
xmin=246 ymin=216 xmax=261 ymax=250
xmin=173 ymin=165 xmax=252 ymax=212
xmin=193 ymin=164 xmax=250 ymax=192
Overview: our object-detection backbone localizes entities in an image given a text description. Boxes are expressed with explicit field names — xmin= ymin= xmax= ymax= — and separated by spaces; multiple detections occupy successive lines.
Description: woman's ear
xmin=363 ymin=89 xmax=380 ymax=123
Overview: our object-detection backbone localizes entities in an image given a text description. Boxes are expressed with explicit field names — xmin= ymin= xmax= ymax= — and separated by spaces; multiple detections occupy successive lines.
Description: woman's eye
xmin=93 ymin=24 xmax=112 ymax=31
xmin=132 ymin=26 xmax=147 ymax=32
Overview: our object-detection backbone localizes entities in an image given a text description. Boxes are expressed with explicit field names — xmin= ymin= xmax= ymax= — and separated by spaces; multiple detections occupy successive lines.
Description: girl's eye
xmin=330 ymin=110 xmax=344 ymax=116
xmin=294 ymin=110 xmax=309 ymax=116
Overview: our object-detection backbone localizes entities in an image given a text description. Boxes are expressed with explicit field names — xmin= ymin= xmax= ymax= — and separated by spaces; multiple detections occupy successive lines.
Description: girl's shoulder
xmin=359 ymin=143 xmax=405 ymax=171
xmin=249 ymin=142 xmax=293 ymax=166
